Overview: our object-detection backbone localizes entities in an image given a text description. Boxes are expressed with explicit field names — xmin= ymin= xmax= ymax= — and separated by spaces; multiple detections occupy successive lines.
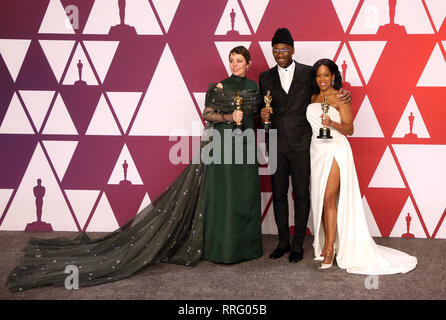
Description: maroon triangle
xmin=348 ymin=139 xmax=387 ymax=194
xmin=366 ymin=37 xmax=435 ymax=137
xmin=0 ymin=0 xmax=49 ymax=36
xmin=105 ymin=186 xmax=146 ymax=227
xmin=365 ymin=188 xmax=409 ymax=237
xmin=0 ymin=58 xmax=15 ymax=125
xmin=103 ymin=38 xmax=166 ymax=91
xmin=0 ymin=137 xmax=38 ymax=188
xmin=60 ymin=0 xmax=95 ymax=35
xmin=127 ymin=137 xmax=189 ymax=200
xmin=412 ymin=89 xmax=446 ymax=143
xmin=60 ymin=86 xmax=103 ymax=135
xmin=255 ymin=0 xmax=344 ymax=40
xmin=61 ymin=137 xmax=124 ymax=189
xmin=15 ymin=40 xmax=59 ymax=88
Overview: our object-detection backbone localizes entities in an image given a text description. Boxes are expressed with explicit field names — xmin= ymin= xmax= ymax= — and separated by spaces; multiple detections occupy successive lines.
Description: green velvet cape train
xmin=6 ymin=77 xmax=262 ymax=291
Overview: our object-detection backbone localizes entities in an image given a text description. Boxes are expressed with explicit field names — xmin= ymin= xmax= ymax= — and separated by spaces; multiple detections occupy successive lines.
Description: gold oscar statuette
xmin=263 ymin=90 xmax=272 ymax=131
xmin=317 ymin=96 xmax=333 ymax=139
xmin=234 ymin=92 xmax=243 ymax=130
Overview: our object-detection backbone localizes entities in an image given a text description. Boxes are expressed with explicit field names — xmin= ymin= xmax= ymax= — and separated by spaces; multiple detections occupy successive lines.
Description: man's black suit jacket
xmin=258 ymin=61 xmax=314 ymax=153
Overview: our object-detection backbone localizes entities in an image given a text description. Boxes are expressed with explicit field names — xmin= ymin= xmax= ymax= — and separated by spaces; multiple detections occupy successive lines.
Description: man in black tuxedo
xmin=259 ymin=28 xmax=350 ymax=263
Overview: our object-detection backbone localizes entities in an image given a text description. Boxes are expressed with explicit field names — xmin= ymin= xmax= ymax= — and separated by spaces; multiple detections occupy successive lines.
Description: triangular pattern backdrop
xmin=0 ymin=0 xmax=445 ymax=239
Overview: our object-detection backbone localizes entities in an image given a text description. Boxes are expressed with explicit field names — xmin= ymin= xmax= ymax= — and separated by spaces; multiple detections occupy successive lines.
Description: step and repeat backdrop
xmin=0 ymin=0 xmax=445 ymax=239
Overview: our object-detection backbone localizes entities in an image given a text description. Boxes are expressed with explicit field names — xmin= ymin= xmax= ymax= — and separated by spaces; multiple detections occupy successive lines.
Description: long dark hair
xmin=312 ymin=58 xmax=342 ymax=94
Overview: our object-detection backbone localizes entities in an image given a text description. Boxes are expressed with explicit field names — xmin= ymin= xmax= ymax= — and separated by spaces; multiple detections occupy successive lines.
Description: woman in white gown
xmin=307 ymin=59 xmax=417 ymax=274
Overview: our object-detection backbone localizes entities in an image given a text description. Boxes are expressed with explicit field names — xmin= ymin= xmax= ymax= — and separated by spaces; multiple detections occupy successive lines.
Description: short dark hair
xmin=312 ymin=58 xmax=343 ymax=94
xmin=229 ymin=46 xmax=251 ymax=63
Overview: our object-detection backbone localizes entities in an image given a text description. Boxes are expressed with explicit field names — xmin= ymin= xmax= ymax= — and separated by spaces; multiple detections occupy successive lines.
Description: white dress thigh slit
xmin=306 ymin=103 xmax=417 ymax=275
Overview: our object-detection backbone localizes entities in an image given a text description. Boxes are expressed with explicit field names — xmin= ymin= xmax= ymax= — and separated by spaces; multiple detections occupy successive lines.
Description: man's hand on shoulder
xmin=337 ymin=88 xmax=352 ymax=104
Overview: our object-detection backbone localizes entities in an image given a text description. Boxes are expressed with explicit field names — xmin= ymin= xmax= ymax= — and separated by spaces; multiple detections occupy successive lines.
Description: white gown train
xmin=306 ymin=103 xmax=417 ymax=275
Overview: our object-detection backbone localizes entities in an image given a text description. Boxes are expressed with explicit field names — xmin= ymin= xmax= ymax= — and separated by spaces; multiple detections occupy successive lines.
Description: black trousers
xmin=271 ymin=149 xmax=310 ymax=252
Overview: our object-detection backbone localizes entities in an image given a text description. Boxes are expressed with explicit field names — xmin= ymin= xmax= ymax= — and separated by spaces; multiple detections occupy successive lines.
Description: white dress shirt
xmin=277 ymin=61 xmax=295 ymax=94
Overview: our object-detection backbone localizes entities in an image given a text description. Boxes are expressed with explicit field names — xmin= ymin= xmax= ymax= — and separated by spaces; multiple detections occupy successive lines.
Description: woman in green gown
xmin=202 ymin=46 xmax=263 ymax=264
xmin=6 ymin=46 xmax=262 ymax=291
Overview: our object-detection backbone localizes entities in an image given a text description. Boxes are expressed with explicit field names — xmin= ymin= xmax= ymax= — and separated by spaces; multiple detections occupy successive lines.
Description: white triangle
xmin=392 ymin=96 xmax=430 ymax=138
xmin=123 ymin=0 xmax=163 ymax=35
xmin=65 ymin=190 xmax=101 ymax=230
xmin=86 ymin=192 xmax=119 ymax=232
xmin=38 ymin=0 xmax=75 ymax=34
xmin=83 ymin=41 xmax=119 ymax=83
xmin=83 ymin=0 xmax=120 ymax=34
xmin=293 ymin=41 xmax=342 ymax=66
xmin=83 ymin=0 xmax=162 ymax=35
xmin=362 ymin=195 xmax=382 ymax=236
xmin=350 ymin=95 xmax=384 ymax=138
xmin=0 ymin=189 xmax=14 ymax=216
xmin=331 ymin=0 xmax=360 ymax=32
xmin=215 ymin=0 xmax=251 ymax=35
xmin=425 ymin=0 xmax=446 ymax=32
xmin=334 ymin=43 xmax=362 ymax=86
xmin=215 ymin=41 xmax=251 ymax=76
xmin=394 ymin=0 xmax=434 ymax=34
xmin=130 ymin=44 xmax=203 ymax=136
xmin=42 ymin=140 xmax=78 ymax=180
xmin=0 ymin=93 xmax=34 ymax=134
xmin=259 ymin=41 xmax=277 ymax=68
xmin=107 ymin=91 xmax=142 ymax=133
xmin=42 ymin=93 xmax=78 ymax=135
xmin=351 ymin=0 xmax=434 ymax=34
xmin=152 ymin=0 xmax=181 ymax=32
xmin=393 ymin=144 xmax=446 ymax=236
xmin=137 ymin=193 xmax=152 ymax=213
xmin=240 ymin=0 xmax=269 ymax=33
xmin=192 ymin=92 xmax=206 ymax=116
xmin=390 ymin=197 xmax=426 ymax=238
xmin=62 ymin=42 xmax=98 ymax=85
xmin=19 ymin=90 xmax=55 ymax=131
xmin=349 ymin=41 xmax=386 ymax=84
xmin=39 ymin=40 xmax=75 ymax=82
xmin=417 ymin=43 xmax=446 ymax=87
xmin=0 ymin=39 xmax=31 ymax=81
xmin=86 ymin=94 xmax=121 ymax=136
xmin=0 ymin=144 xmax=78 ymax=231
xmin=350 ymin=0 xmax=389 ymax=34
xmin=368 ymin=146 xmax=405 ymax=188
xmin=108 ymin=144 xmax=143 ymax=185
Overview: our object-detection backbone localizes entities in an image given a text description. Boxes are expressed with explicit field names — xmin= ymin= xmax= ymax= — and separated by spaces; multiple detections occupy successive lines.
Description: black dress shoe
xmin=289 ymin=250 xmax=304 ymax=263
xmin=269 ymin=247 xmax=290 ymax=259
